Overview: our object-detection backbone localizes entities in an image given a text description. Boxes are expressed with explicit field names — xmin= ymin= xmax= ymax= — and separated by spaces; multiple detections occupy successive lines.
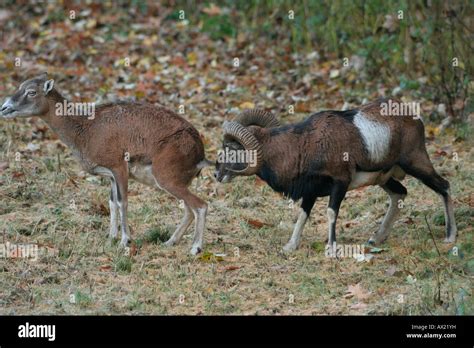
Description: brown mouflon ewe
xmin=215 ymin=104 xmax=457 ymax=252
xmin=1 ymin=73 xmax=211 ymax=255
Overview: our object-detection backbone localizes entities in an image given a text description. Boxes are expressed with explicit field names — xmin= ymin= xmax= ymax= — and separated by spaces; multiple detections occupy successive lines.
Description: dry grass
xmin=0 ymin=3 xmax=472 ymax=315
xmin=0 ymin=118 xmax=472 ymax=315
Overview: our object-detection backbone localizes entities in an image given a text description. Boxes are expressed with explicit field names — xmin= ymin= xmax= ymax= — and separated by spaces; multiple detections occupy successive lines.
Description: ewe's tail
xmin=196 ymin=159 xmax=213 ymax=170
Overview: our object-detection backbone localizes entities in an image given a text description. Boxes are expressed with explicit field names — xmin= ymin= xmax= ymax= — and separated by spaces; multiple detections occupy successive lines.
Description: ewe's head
xmin=214 ymin=109 xmax=280 ymax=183
xmin=1 ymin=73 xmax=55 ymax=119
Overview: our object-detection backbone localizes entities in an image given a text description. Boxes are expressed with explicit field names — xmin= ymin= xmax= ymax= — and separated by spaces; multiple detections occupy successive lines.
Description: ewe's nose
xmin=1 ymin=98 xmax=13 ymax=115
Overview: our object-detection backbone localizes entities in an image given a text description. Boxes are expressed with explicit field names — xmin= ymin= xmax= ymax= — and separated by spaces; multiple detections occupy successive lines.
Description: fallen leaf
xmin=329 ymin=69 xmax=340 ymax=79
xmin=12 ymin=171 xmax=24 ymax=179
xmin=187 ymin=51 xmax=198 ymax=66
xmin=350 ymin=302 xmax=368 ymax=310
xmin=246 ymin=218 xmax=271 ymax=228
xmin=0 ymin=9 xmax=12 ymax=23
xmin=0 ymin=162 xmax=9 ymax=172
xmin=199 ymin=251 xmax=225 ymax=262
xmin=385 ymin=265 xmax=398 ymax=276
xmin=368 ymin=247 xmax=387 ymax=254
xmin=295 ymin=102 xmax=311 ymax=113
xmin=239 ymin=101 xmax=255 ymax=110
xmin=26 ymin=142 xmax=40 ymax=152
xmin=202 ymin=4 xmax=222 ymax=16
xmin=224 ymin=265 xmax=241 ymax=272
xmin=129 ymin=243 xmax=138 ymax=256
xmin=356 ymin=253 xmax=374 ymax=263
xmin=344 ymin=283 xmax=371 ymax=302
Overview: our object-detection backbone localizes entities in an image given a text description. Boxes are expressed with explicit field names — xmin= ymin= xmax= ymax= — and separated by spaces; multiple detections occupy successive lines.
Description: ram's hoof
xmin=443 ymin=236 xmax=456 ymax=243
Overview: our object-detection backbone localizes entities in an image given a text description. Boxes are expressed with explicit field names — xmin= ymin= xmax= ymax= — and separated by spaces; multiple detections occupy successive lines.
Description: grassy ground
xmin=0 ymin=114 xmax=472 ymax=315
xmin=0 ymin=3 xmax=473 ymax=315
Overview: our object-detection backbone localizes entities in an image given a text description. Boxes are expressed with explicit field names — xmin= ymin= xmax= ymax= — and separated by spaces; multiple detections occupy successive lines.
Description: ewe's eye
xmin=27 ymin=91 xmax=37 ymax=97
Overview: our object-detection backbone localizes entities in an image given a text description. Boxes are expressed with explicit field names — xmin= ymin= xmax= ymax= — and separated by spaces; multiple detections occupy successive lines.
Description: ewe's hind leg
xmin=164 ymin=203 xmax=194 ymax=247
xmin=113 ymin=167 xmax=131 ymax=247
xmin=161 ymin=186 xmax=206 ymax=255
xmin=109 ymin=177 xmax=119 ymax=239
xmin=368 ymin=178 xmax=407 ymax=245
xmin=401 ymin=153 xmax=457 ymax=242
xmin=283 ymin=195 xmax=317 ymax=253
xmin=152 ymin=168 xmax=207 ymax=255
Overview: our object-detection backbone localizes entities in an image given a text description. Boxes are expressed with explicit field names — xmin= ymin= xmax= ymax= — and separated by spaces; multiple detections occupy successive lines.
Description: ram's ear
xmin=43 ymin=79 xmax=55 ymax=95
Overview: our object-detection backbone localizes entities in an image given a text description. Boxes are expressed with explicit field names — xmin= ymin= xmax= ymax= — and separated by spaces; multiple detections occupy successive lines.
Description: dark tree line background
xmin=1 ymin=0 xmax=472 ymax=126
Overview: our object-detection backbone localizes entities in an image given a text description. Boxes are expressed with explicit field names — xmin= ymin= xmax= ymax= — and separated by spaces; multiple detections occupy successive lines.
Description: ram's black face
xmin=214 ymin=140 xmax=247 ymax=183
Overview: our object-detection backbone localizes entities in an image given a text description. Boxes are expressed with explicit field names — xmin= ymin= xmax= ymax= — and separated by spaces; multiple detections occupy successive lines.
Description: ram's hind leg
xmin=368 ymin=178 xmax=407 ymax=245
xmin=401 ymin=152 xmax=457 ymax=242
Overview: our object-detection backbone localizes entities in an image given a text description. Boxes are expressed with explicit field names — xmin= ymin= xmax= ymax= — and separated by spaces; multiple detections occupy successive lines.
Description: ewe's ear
xmin=37 ymin=72 xmax=48 ymax=80
xmin=43 ymin=79 xmax=54 ymax=95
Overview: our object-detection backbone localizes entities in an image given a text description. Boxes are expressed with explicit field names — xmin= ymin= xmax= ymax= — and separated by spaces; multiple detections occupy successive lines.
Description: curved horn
xmin=235 ymin=109 xmax=280 ymax=128
xmin=222 ymin=121 xmax=263 ymax=175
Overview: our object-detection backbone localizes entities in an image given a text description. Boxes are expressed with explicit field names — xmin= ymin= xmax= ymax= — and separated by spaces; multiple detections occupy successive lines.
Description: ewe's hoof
xmin=164 ymin=238 xmax=176 ymax=247
xmin=120 ymin=238 xmax=131 ymax=248
xmin=190 ymin=246 xmax=202 ymax=255
xmin=282 ymin=243 xmax=297 ymax=253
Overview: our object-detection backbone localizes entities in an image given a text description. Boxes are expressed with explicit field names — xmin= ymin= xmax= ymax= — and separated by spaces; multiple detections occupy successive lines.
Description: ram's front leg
xmin=327 ymin=181 xmax=348 ymax=245
xmin=283 ymin=196 xmax=317 ymax=253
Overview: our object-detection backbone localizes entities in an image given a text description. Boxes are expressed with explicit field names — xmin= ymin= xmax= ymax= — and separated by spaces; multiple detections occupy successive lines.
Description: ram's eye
xmin=27 ymin=91 xmax=36 ymax=97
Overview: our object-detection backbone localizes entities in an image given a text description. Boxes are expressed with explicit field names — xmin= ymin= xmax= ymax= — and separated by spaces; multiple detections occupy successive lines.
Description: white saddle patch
xmin=353 ymin=112 xmax=391 ymax=163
